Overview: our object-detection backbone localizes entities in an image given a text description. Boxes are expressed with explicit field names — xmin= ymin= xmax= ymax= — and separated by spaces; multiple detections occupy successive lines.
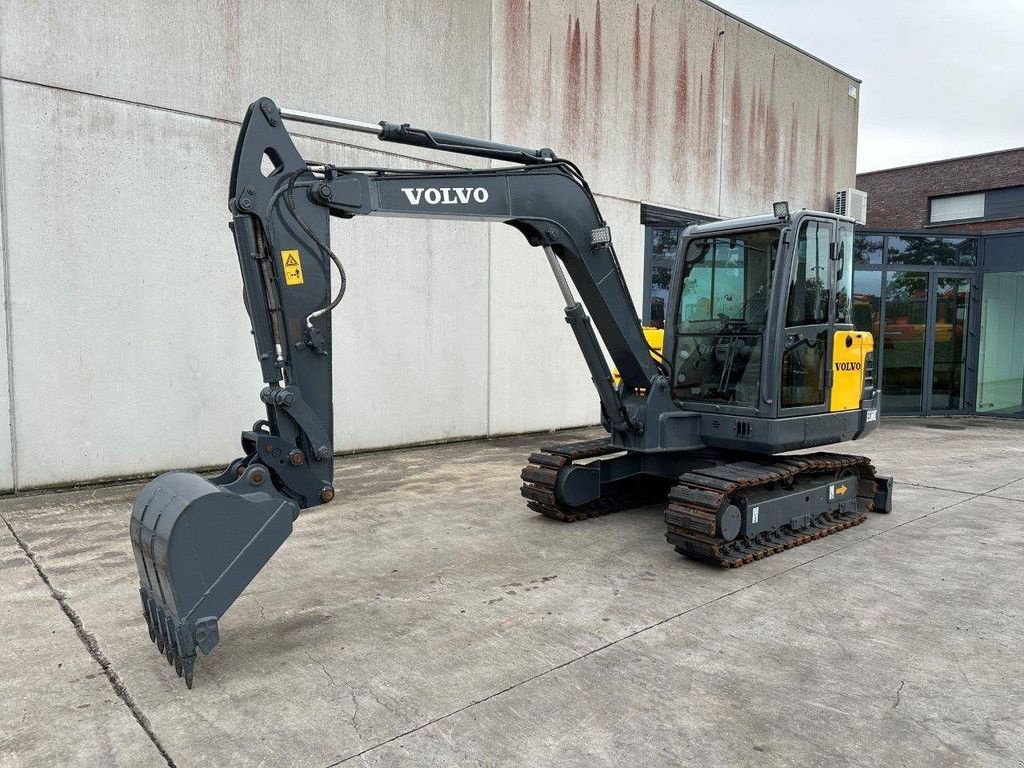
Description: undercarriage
xmin=521 ymin=437 xmax=893 ymax=566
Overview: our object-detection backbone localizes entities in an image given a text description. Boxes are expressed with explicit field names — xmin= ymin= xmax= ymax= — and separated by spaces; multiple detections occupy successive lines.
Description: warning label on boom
xmin=280 ymin=249 xmax=304 ymax=286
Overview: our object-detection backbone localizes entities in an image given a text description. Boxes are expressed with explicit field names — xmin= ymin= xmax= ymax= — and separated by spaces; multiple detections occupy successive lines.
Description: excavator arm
xmin=130 ymin=98 xmax=663 ymax=686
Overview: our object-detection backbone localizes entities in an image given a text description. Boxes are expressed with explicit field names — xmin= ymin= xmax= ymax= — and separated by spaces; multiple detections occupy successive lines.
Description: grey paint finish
xmin=1 ymin=418 xmax=1021 ymax=765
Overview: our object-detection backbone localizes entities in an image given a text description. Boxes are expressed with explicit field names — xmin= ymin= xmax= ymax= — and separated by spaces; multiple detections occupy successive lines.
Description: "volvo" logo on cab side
xmin=835 ymin=361 xmax=862 ymax=371
xmin=401 ymin=187 xmax=490 ymax=205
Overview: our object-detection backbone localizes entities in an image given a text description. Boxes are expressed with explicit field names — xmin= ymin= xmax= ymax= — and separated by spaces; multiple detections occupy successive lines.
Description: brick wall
xmin=856 ymin=147 xmax=1024 ymax=232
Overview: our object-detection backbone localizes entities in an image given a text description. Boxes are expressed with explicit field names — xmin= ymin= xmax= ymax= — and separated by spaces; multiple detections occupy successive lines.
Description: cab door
xmin=779 ymin=218 xmax=834 ymax=414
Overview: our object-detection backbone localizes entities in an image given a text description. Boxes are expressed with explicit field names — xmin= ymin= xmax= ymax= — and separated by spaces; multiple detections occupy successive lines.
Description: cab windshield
xmin=674 ymin=228 xmax=779 ymax=406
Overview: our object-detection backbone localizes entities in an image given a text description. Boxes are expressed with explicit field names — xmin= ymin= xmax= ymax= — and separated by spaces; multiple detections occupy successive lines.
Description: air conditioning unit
xmin=834 ymin=188 xmax=868 ymax=224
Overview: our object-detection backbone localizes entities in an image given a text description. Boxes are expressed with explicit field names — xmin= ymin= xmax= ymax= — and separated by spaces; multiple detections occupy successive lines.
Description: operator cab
xmin=664 ymin=209 xmax=869 ymax=427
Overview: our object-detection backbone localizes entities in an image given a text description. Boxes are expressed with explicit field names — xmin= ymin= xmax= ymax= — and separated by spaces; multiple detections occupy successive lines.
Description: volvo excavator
xmin=130 ymin=98 xmax=893 ymax=687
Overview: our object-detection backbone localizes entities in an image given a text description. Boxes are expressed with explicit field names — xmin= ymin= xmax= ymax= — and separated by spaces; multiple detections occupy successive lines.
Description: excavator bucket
xmin=129 ymin=466 xmax=298 ymax=687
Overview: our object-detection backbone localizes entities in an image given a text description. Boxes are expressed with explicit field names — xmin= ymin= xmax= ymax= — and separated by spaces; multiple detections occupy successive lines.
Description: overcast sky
xmin=719 ymin=0 xmax=1024 ymax=173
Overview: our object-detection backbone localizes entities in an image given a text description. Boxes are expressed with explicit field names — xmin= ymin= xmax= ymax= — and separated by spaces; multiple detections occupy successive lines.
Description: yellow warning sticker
xmin=280 ymin=249 xmax=304 ymax=286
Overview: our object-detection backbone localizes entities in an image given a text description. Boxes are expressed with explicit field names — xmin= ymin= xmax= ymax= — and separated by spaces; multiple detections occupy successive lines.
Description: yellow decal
xmin=835 ymin=484 xmax=849 ymax=496
xmin=280 ymin=249 xmax=304 ymax=286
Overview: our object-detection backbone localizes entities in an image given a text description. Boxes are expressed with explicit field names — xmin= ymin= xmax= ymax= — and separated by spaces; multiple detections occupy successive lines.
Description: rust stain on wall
xmin=787 ymin=107 xmax=799 ymax=192
xmin=563 ymin=15 xmax=583 ymax=146
xmin=631 ymin=4 xmax=642 ymax=99
xmin=812 ymin=107 xmax=823 ymax=200
xmin=825 ymin=111 xmax=836 ymax=205
xmin=701 ymin=33 xmax=720 ymax=194
xmin=543 ymin=36 xmax=553 ymax=116
xmin=728 ymin=66 xmax=744 ymax=185
xmin=503 ymin=0 xmax=529 ymax=133
xmin=671 ymin=8 xmax=690 ymax=184
xmin=764 ymin=56 xmax=780 ymax=193
xmin=592 ymin=0 xmax=604 ymax=151
xmin=644 ymin=7 xmax=658 ymax=190
xmin=631 ymin=2 xmax=643 ymax=169
xmin=493 ymin=0 xmax=853 ymax=215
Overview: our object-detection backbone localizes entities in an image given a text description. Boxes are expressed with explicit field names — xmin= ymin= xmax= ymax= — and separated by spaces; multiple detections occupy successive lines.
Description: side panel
xmin=830 ymin=330 xmax=872 ymax=412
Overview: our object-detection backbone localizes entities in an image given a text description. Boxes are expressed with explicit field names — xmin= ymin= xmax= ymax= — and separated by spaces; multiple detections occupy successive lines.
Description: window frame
xmin=926 ymin=185 xmax=1024 ymax=227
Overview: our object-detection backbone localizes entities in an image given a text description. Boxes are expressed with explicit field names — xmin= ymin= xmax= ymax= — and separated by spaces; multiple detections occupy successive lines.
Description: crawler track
xmin=520 ymin=438 xmax=672 ymax=521
xmin=665 ymin=452 xmax=878 ymax=567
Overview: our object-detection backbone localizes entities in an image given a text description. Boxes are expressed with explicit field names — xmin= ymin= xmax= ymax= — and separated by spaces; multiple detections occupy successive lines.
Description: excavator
xmin=130 ymin=98 xmax=893 ymax=687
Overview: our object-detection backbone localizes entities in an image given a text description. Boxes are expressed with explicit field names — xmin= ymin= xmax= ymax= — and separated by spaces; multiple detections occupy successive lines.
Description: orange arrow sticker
xmin=836 ymin=484 xmax=848 ymax=496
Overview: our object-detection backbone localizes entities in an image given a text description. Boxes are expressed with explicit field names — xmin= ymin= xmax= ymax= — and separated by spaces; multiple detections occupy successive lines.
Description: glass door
xmin=930 ymin=274 xmax=972 ymax=412
xmin=977 ymin=272 xmax=1024 ymax=416
xmin=780 ymin=219 xmax=833 ymax=412
xmin=881 ymin=270 xmax=973 ymax=414
xmin=881 ymin=270 xmax=928 ymax=414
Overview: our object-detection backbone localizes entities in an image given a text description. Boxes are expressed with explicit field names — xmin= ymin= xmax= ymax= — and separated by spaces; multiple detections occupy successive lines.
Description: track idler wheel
xmin=129 ymin=466 xmax=298 ymax=688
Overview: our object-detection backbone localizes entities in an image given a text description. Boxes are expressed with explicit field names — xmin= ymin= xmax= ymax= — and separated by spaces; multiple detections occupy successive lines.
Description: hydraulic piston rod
xmin=279 ymin=105 xmax=556 ymax=165
xmin=279 ymin=107 xmax=383 ymax=135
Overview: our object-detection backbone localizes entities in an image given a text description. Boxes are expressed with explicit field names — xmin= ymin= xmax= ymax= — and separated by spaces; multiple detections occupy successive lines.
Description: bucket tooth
xmin=182 ymin=656 xmax=195 ymax=689
xmin=129 ymin=468 xmax=298 ymax=688
xmin=140 ymin=589 xmax=157 ymax=642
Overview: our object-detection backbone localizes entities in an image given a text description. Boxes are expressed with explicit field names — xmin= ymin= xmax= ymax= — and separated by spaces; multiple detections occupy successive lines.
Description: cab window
xmin=787 ymin=220 xmax=830 ymax=326
xmin=673 ymin=229 xmax=779 ymax=406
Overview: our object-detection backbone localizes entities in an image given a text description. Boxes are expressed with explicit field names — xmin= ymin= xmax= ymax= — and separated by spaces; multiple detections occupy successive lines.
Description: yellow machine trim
xmin=613 ymin=327 xmax=665 ymax=387
xmin=830 ymin=330 xmax=873 ymax=412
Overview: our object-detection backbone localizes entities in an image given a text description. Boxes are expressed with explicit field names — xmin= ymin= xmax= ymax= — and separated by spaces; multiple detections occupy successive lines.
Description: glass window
xmin=781 ymin=330 xmax=828 ymax=408
xmin=949 ymin=237 xmax=979 ymax=267
xmin=673 ymin=228 xmax=779 ymax=406
xmin=929 ymin=193 xmax=985 ymax=223
xmin=835 ymin=224 xmax=854 ymax=324
xmin=852 ymin=270 xmax=882 ymax=340
xmin=647 ymin=228 xmax=680 ymax=329
xmin=977 ymin=272 xmax=1024 ymax=415
xmin=787 ymin=220 xmax=830 ymax=326
xmin=853 ymin=234 xmax=882 ymax=266
xmin=886 ymin=235 xmax=978 ymax=267
xmin=677 ymin=231 xmax=776 ymax=332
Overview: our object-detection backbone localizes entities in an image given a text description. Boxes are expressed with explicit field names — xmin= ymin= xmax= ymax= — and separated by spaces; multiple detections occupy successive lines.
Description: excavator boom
xmin=132 ymin=98 xmax=666 ymax=687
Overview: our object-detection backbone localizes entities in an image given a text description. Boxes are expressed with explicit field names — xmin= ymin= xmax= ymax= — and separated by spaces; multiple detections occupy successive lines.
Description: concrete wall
xmin=492 ymin=0 xmax=859 ymax=215
xmin=0 ymin=0 xmax=858 ymax=489
xmin=0 ymin=87 xmax=12 ymax=491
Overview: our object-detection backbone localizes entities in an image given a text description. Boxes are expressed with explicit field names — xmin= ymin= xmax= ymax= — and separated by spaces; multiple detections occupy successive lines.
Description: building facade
xmin=851 ymin=150 xmax=1024 ymax=418
xmin=857 ymin=147 xmax=1024 ymax=232
xmin=0 ymin=0 xmax=860 ymax=490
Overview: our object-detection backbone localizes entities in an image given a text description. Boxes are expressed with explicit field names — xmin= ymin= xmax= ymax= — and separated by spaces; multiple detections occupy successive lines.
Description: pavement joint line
xmin=322 ymin=491 xmax=978 ymax=766
xmin=982 ymin=473 xmax=1024 ymax=495
xmin=0 ymin=510 xmax=177 ymax=768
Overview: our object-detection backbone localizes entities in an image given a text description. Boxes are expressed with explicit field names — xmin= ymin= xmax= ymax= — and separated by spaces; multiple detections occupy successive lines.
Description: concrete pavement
xmin=1 ymin=418 xmax=1022 ymax=767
